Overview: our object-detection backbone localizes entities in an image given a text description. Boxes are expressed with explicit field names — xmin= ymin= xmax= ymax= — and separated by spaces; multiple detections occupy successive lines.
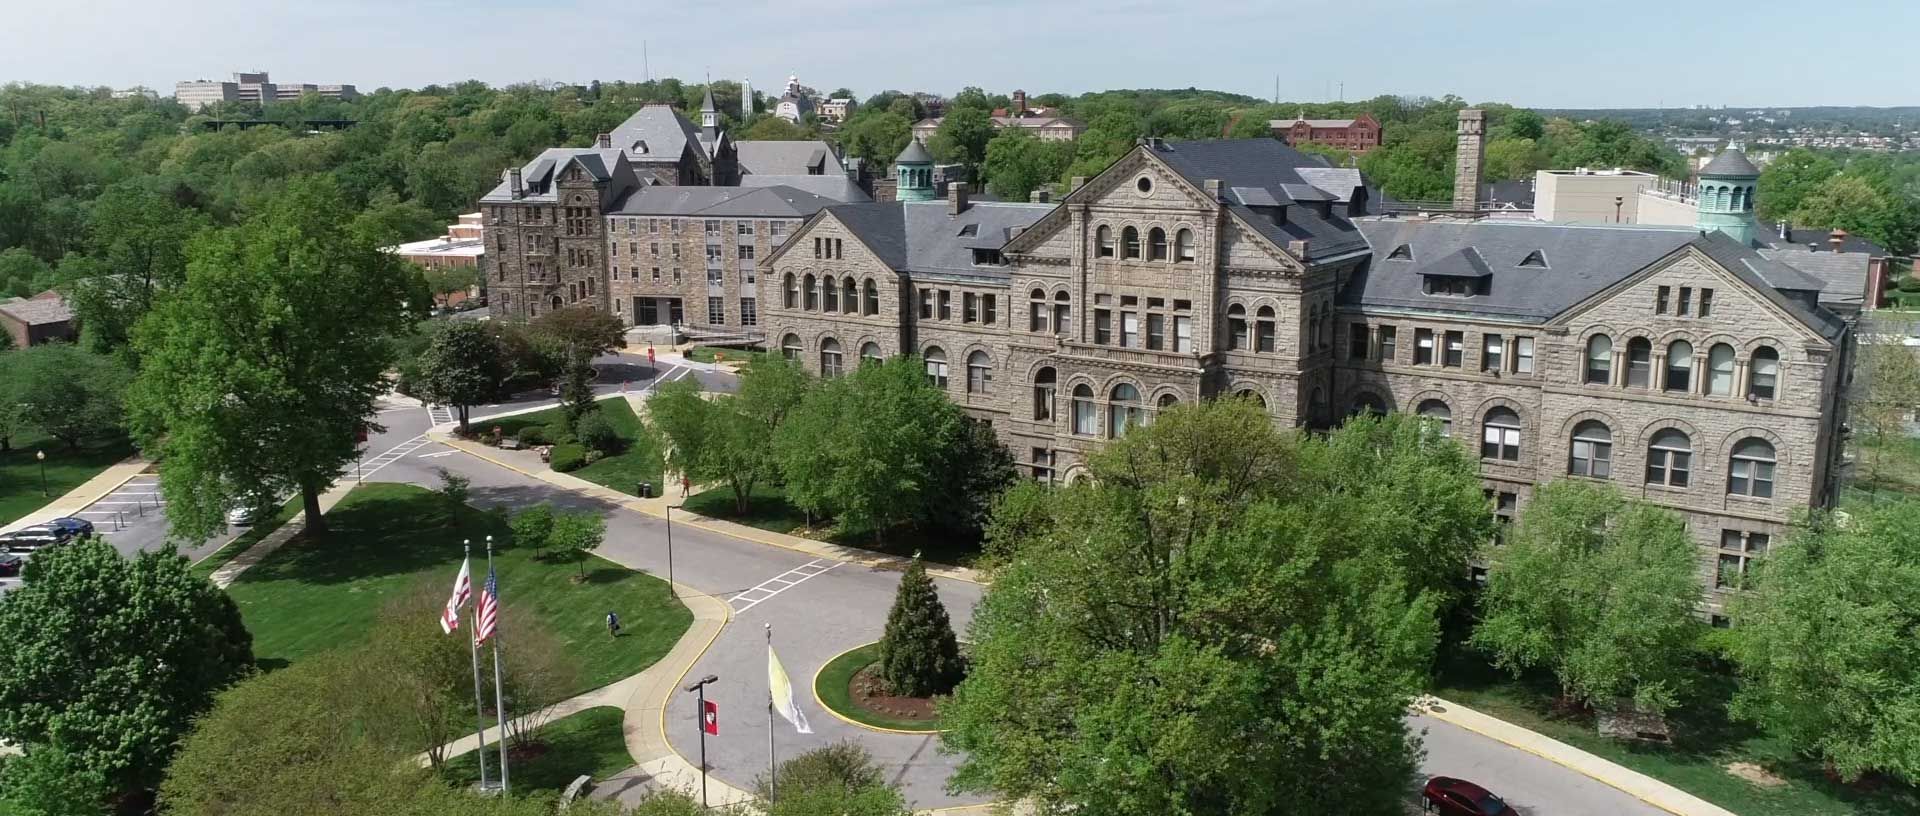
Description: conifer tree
xmin=877 ymin=555 xmax=963 ymax=697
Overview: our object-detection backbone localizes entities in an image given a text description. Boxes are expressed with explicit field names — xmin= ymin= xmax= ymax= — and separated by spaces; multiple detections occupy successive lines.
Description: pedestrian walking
xmin=606 ymin=610 xmax=622 ymax=637
xmin=680 ymin=474 xmax=691 ymax=498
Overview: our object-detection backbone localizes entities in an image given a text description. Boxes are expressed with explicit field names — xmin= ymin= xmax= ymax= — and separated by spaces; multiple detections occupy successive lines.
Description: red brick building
xmin=1269 ymin=112 xmax=1381 ymax=155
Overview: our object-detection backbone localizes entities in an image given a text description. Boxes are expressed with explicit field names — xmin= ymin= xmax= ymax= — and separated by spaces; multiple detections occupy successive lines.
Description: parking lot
xmin=0 ymin=474 xmax=247 ymax=597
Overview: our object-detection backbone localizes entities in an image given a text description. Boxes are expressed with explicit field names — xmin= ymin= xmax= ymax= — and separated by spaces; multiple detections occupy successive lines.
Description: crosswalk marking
xmin=427 ymin=404 xmax=456 ymax=425
xmin=356 ymin=436 xmax=433 ymax=481
xmin=728 ymin=560 xmax=840 ymax=614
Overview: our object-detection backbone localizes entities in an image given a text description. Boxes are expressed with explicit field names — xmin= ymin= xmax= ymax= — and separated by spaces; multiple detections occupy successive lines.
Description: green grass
xmin=440 ymin=706 xmax=632 ymax=795
xmin=225 ymin=482 xmax=691 ymax=693
xmin=683 ymin=483 xmax=982 ymax=567
xmin=481 ymin=399 xmax=664 ymax=497
xmin=684 ymin=345 xmax=768 ymax=366
xmin=0 ymin=429 xmax=136 ymax=526
xmin=1433 ymin=646 xmax=1919 ymax=816
xmin=1843 ymin=432 xmax=1920 ymax=508
xmin=813 ymin=642 xmax=943 ymax=732
xmin=189 ymin=494 xmax=303 ymax=580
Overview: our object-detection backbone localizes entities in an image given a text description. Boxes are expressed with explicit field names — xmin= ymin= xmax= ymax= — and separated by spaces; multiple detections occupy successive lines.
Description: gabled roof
xmin=1763 ymin=226 xmax=1886 ymax=257
xmin=736 ymin=174 xmax=871 ymax=203
xmin=610 ymin=104 xmax=705 ymax=164
xmin=1146 ymin=139 xmax=1370 ymax=261
xmin=1422 ymin=247 xmax=1492 ymax=279
xmin=823 ymin=201 xmax=1053 ymax=280
xmin=1760 ymin=246 xmax=1872 ymax=309
xmin=0 ymin=294 xmax=72 ymax=326
xmin=1699 ymin=149 xmax=1760 ymax=177
xmin=479 ymin=147 xmax=631 ymax=203
xmin=736 ymin=140 xmax=844 ymax=177
xmin=608 ymin=185 xmax=843 ymax=219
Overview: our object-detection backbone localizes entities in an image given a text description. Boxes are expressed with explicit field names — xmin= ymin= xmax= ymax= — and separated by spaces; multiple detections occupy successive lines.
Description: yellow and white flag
xmin=767 ymin=644 xmax=813 ymax=734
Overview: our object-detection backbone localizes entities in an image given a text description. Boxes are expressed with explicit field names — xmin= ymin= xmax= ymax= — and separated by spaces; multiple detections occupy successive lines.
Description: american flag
xmin=439 ymin=557 xmax=472 ymax=634
xmin=474 ymin=566 xmax=501 ymax=644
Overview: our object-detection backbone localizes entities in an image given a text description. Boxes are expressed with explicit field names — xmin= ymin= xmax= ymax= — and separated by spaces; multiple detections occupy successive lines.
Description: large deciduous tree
xmin=754 ymin=743 xmax=911 ymax=816
xmin=649 ymin=357 xmax=810 ymax=514
xmin=1471 ymin=481 xmax=1702 ymax=716
xmin=0 ymin=538 xmax=253 ymax=804
xmin=532 ymin=304 xmax=624 ymax=428
xmin=61 ymin=182 xmax=209 ymax=354
xmin=413 ymin=320 xmax=509 ymax=431
xmin=942 ymin=399 xmax=1438 ymax=816
xmin=929 ymin=106 xmax=994 ymax=168
xmin=10 ymin=341 xmax=129 ymax=449
xmin=127 ymin=177 xmax=429 ymax=538
xmin=983 ymin=130 xmax=1072 ymax=202
xmin=1728 ymin=503 xmax=1920 ymax=784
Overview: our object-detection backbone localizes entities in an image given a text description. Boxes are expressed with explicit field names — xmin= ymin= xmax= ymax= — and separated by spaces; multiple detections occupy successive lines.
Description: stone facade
xmin=480 ymin=155 xmax=632 ymax=321
xmin=603 ymin=212 xmax=802 ymax=330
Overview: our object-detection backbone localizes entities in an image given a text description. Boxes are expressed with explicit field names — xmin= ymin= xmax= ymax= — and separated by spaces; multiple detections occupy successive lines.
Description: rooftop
xmin=0 ymin=294 xmax=73 ymax=326
xmin=1145 ymin=138 xmax=1371 ymax=261
xmin=824 ymin=200 xmax=1054 ymax=279
xmin=609 ymin=185 xmax=844 ymax=218
xmin=390 ymin=237 xmax=485 ymax=258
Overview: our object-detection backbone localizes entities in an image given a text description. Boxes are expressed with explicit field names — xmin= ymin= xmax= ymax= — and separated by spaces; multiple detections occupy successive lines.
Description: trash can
xmin=638 ymin=482 xmax=653 ymax=498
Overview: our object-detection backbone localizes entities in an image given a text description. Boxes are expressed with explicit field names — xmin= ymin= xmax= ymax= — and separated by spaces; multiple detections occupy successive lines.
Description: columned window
xmin=1665 ymin=340 xmax=1693 ymax=392
xmin=966 ymin=351 xmax=992 ymax=394
xmin=1033 ymin=367 xmax=1056 ymax=421
xmin=1096 ymin=225 xmax=1114 ymax=258
xmin=1175 ymin=228 xmax=1195 ymax=261
xmin=1109 ymin=384 xmax=1143 ymax=438
xmin=1626 ymin=338 xmax=1652 ymax=388
xmin=843 ymin=277 xmax=858 ymax=314
xmin=803 ymin=274 xmax=818 ymax=310
xmin=860 ymin=342 xmax=882 ymax=365
xmin=1728 ymin=438 xmax=1776 ymax=498
xmin=1121 ymin=226 xmax=1141 ymax=259
xmin=780 ymin=333 xmax=801 ymax=360
xmin=1749 ymin=346 xmax=1780 ymax=400
xmin=1707 ymin=343 xmax=1736 ymax=396
xmin=1417 ymin=399 xmax=1452 ymax=435
xmin=783 ymin=273 xmax=798 ymax=308
xmin=1029 ymin=288 xmax=1049 ymax=332
xmin=820 ymin=338 xmax=843 ymax=377
xmin=1482 ymin=407 xmax=1521 ymax=461
xmin=823 ymin=277 xmax=839 ymax=311
xmin=1071 ymin=385 xmax=1096 ymax=435
xmin=924 ymin=347 xmax=948 ymax=389
xmin=1584 ymin=335 xmax=1612 ymax=385
xmin=1646 ymin=429 xmax=1692 ymax=487
xmin=1568 ymin=420 xmax=1613 ymax=478
xmin=864 ymin=279 xmax=880 ymax=315
xmin=1053 ymin=292 xmax=1070 ymax=335
xmin=1255 ymin=306 xmax=1277 ymax=352
xmin=1227 ymin=304 xmax=1248 ymax=350
xmin=1147 ymin=228 xmax=1168 ymax=261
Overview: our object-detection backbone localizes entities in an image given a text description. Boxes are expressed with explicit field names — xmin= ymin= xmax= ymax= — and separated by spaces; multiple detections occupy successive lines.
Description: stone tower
xmin=1451 ymin=109 xmax=1485 ymax=212
xmin=699 ymin=87 xmax=719 ymax=142
xmin=742 ymin=79 xmax=753 ymax=119
xmin=895 ymin=138 xmax=935 ymax=202
xmin=1694 ymin=148 xmax=1761 ymax=246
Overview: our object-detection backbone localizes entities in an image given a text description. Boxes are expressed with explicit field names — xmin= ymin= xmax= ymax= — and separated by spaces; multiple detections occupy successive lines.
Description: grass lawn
xmin=813 ymin=642 xmax=943 ymax=732
xmin=684 ymin=345 xmax=768 ymax=367
xmin=0 ymin=429 xmax=136 ymax=526
xmin=1842 ymin=432 xmax=1920 ymax=508
xmin=481 ymin=398 xmax=664 ymax=497
xmin=440 ymin=706 xmax=631 ymax=795
xmin=1433 ymin=646 xmax=1919 ymax=816
xmin=683 ymin=483 xmax=982 ymax=567
xmin=188 ymin=494 xmax=303 ymax=580
xmin=225 ymin=482 xmax=690 ymax=693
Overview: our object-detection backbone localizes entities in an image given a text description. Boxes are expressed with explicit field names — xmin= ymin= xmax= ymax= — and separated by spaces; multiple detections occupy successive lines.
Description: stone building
xmin=1269 ymin=111 xmax=1383 ymax=155
xmin=477 ymin=147 xmax=639 ymax=321
xmin=760 ymin=131 xmax=1851 ymax=615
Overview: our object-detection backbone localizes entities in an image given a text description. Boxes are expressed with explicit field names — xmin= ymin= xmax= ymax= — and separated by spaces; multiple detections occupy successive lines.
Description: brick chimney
xmin=1830 ymin=229 xmax=1848 ymax=253
xmin=1452 ymin=109 xmax=1485 ymax=213
xmin=1012 ymin=89 xmax=1027 ymax=115
xmin=1028 ymin=189 xmax=1051 ymax=203
xmin=509 ymin=167 xmax=524 ymax=199
xmin=1287 ymin=239 xmax=1310 ymax=258
xmin=949 ymin=182 xmax=969 ymax=215
xmin=1203 ymin=179 xmax=1222 ymax=200
xmin=1069 ymin=176 xmax=1087 ymax=193
xmin=596 ymin=133 xmax=612 ymax=149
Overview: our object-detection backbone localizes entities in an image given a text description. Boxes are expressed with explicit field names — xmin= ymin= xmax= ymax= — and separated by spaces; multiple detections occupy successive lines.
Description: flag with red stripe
xmin=474 ymin=566 xmax=500 ymax=644
xmin=440 ymin=557 xmax=471 ymax=634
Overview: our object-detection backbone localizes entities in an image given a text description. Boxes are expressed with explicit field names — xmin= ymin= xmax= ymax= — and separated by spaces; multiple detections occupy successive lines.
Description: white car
xmin=225 ymin=504 xmax=261 ymax=527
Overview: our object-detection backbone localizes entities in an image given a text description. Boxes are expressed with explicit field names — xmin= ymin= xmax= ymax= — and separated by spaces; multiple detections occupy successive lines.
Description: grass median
xmin=813 ymin=642 xmax=944 ymax=733
xmin=224 ymin=482 xmax=689 ymax=693
xmin=188 ymin=494 xmax=302 ymax=580
xmin=0 ymin=430 xmax=135 ymax=526
xmin=479 ymin=398 xmax=664 ymax=498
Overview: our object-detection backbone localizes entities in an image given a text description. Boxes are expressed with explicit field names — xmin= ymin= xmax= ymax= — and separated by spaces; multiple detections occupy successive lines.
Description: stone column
xmin=1652 ymin=352 xmax=1667 ymax=391
xmin=1452 ymin=109 xmax=1486 ymax=212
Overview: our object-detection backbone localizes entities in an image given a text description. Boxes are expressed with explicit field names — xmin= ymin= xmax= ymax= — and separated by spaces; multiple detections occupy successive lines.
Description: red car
xmin=1422 ymin=776 xmax=1518 ymax=816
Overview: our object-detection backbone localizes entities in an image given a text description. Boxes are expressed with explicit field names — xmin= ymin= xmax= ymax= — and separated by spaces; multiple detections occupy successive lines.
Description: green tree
xmin=649 ymin=356 xmax=810 ymax=514
xmin=877 ymin=556 xmax=964 ymax=697
xmin=508 ymin=502 xmax=557 ymax=555
xmin=1850 ymin=341 xmax=1920 ymax=497
xmin=0 ymin=247 xmax=50 ymax=299
xmin=838 ymin=112 xmax=912 ymax=168
xmin=1483 ymin=137 xmax=1545 ymax=182
xmin=1792 ymin=173 xmax=1920 ymax=255
xmin=10 ymin=342 xmax=128 ymax=449
xmin=754 ymin=743 xmax=910 ymax=816
xmin=0 ymin=350 xmax=24 ymax=451
xmin=61 ymin=182 xmax=207 ymax=353
xmin=941 ymin=399 xmax=1435 ymax=816
xmin=413 ymin=320 xmax=509 ymax=431
xmin=1472 ymin=481 xmax=1703 ymax=716
xmin=983 ymin=130 xmax=1071 ymax=202
xmin=549 ymin=510 xmax=606 ymax=579
xmin=532 ymin=305 xmax=624 ymax=428
xmin=1756 ymin=149 xmax=1840 ymax=223
xmin=0 ymin=742 xmax=111 ymax=816
xmin=0 ymin=538 xmax=253 ymax=801
xmin=128 ymin=177 xmax=430 ymax=538
xmin=421 ymin=265 xmax=480 ymax=308
xmin=1727 ymin=503 xmax=1920 ymax=784
xmin=348 ymin=192 xmax=441 ymax=245
xmin=928 ymin=106 xmax=994 ymax=168
xmin=737 ymin=115 xmax=813 ymax=141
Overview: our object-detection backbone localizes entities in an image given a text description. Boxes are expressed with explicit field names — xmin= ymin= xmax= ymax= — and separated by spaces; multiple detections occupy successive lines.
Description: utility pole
xmin=685 ymin=674 xmax=720 ymax=809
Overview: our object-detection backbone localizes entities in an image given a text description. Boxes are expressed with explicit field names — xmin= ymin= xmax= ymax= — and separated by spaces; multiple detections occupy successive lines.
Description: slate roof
xmin=609 ymin=104 xmax=705 ymax=164
xmin=1763 ymin=226 xmax=1887 ymax=256
xmin=478 ymin=147 xmax=631 ymax=203
xmin=825 ymin=201 xmax=1053 ymax=280
xmin=0 ymin=294 xmax=73 ymax=326
xmin=1348 ymin=219 xmax=1841 ymax=338
xmin=1147 ymin=139 xmax=1371 ymax=261
xmin=736 ymin=174 xmax=871 ymax=203
xmin=895 ymin=138 xmax=933 ymax=164
xmin=1479 ymin=180 xmax=1536 ymax=209
xmin=1699 ymin=149 xmax=1760 ymax=177
xmin=1759 ymin=245 xmax=1872 ymax=309
xmin=608 ymin=185 xmax=843 ymax=219
xmin=736 ymin=140 xmax=843 ymax=177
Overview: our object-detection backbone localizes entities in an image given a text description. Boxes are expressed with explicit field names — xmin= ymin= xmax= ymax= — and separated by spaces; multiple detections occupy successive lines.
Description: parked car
xmin=0 ymin=527 xmax=65 ymax=552
xmin=0 ymin=553 xmax=22 ymax=576
xmin=1422 ymin=777 xmax=1518 ymax=816
xmin=42 ymin=517 xmax=94 ymax=538
xmin=225 ymin=505 xmax=260 ymax=527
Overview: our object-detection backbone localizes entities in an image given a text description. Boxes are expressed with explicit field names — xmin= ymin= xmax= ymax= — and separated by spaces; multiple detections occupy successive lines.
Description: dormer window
xmin=1518 ymin=250 xmax=1548 ymax=268
xmin=971 ymin=248 xmax=1006 ymax=266
xmin=1387 ymin=244 xmax=1413 ymax=261
xmin=631 ymin=140 xmax=649 ymax=154
xmin=958 ymin=224 xmax=979 ymax=237
xmin=1423 ymin=277 xmax=1487 ymax=297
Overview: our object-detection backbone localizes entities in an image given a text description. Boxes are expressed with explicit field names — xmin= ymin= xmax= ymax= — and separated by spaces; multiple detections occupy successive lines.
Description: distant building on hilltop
xmin=912 ymin=91 xmax=1083 ymax=142
xmin=774 ymin=75 xmax=816 ymax=124
xmin=174 ymin=71 xmax=359 ymax=110
xmin=1269 ymin=111 xmax=1382 ymax=155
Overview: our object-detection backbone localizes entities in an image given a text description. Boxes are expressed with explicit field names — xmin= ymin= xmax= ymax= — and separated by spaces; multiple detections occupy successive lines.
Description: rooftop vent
xmin=1518 ymin=250 xmax=1548 ymax=268
xmin=1387 ymin=244 xmax=1413 ymax=261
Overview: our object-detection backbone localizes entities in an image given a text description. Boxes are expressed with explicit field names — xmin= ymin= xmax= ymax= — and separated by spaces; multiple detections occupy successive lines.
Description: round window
xmin=1136 ymin=176 xmax=1153 ymax=194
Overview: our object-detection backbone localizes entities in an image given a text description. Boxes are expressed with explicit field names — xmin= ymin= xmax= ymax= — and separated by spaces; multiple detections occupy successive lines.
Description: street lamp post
xmin=36 ymin=450 xmax=46 ymax=497
xmin=666 ymin=503 xmax=679 ymax=595
xmin=684 ymin=674 xmax=719 ymax=809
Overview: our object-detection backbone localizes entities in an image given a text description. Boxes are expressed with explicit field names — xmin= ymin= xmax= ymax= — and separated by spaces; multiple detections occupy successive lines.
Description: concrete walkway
xmin=207 ymin=480 xmax=354 ymax=588
xmin=0 ymin=456 xmax=149 ymax=535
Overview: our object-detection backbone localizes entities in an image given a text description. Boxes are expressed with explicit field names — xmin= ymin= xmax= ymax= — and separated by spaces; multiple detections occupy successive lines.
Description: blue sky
xmin=6 ymin=0 xmax=1911 ymax=108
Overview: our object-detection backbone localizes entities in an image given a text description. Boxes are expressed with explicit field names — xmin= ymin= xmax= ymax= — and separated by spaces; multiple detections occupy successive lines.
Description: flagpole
xmin=464 ymin=541 xmax=490 ymax=791
xmin=487 ymin=535 xmax=511 ymax=794
xmin=766 ymin=622 xmax=776 ymax=805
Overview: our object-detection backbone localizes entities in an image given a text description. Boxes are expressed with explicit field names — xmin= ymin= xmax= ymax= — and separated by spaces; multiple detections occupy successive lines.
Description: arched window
xmin=1096 ymin=225 xmax=1115 ymax=258
xmin=1227 ymin=304 xmax=1249 ymax=350
xmin=1256 ymin=306 xmax=1277 ymax=352
xmin=780 ymin=333 xmax=801 ymax=360
xmin=1665 ymin=340 xmax=1693 ymax=393
xmin=803 ymin=274 xmax=818 ymax=310
xmin=1033 ymin=367 xmax=1057 ymax=421
xmin=1749 ymin=346 xmax=1779 ymax=400
xmin=1568 ymin=420 xmax=1612 ymax=478
xmin=864 ymin=279 xmax=879 ymax=315
xmin=1418 ymin=399 xmax=1452 ymax=435
xmin=1584 ymin=335 xmax=1612 ymax=385
xmin=1109 ymin=383 xmax=1143 ymax=438
xmin=1349 ymin=393 xmax=1388 ymax=418
xmin=1156 ymin=393 xmax=1178 ymax=411
xmin=1728 ymin=438 xmax=1776 ymax=498
xmin=1626 ymin=338 xmax=1652 ymax=388
xmin=551 ymin=295 xmax=564 ymax=311
xmin=1236 ymin=389 xmax=1266 ymax=409
xmin=1121 ymin=226 xmax=1141 ymax=259
xmin=1482 ymin=407 xmax=1521 ymax=461
xmin=1028 ymin=288 xmax=1049 ymax=332
xmin=783 ymin=273 xmax=798 ymax=308
xmin=1646 ymin=428 xmax=1692 ymax=487
xmin=1052 ymin=291 xmax=1070 ymax=335
xmin=822 ymin=276 xmax=838 ymax=311
xmin=966 ymin=351 xmax=992 ymax=394
xmin=843 ymin=277 xmax=858 ymax=314
xmin=1707 ymin=343 xmax=1736 ymax=396
xmin=924 ymin=347 xmax=948 ymax=389
xmin=820 ymin=338 xmax=843 ymax=377
xmin=1071 ymin=384 xmax=1096 ymax=435
xmin=1175 ymin=228 xmax=1195 ymax=262
xmin=1147 ymin=227 xmax=1168 ymax=261
xmin=860 ymin=342 xmax=882 ymax=365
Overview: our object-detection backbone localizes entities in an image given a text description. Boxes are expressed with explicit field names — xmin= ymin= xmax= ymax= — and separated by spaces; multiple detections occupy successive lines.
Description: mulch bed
xmin=848 ymin=663 xmax=940 ymax=722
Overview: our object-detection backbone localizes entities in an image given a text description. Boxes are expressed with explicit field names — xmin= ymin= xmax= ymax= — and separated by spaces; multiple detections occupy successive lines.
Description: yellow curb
xmin=654 ymin=587 xmax=733 ymax=767
xmin=0 ymin=457 xmax=148 ymax=535
xmin=1417 ymin=696 xmax=1721 ymax=816
xmin=810 ymin=642 xmax=947 ymax=735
